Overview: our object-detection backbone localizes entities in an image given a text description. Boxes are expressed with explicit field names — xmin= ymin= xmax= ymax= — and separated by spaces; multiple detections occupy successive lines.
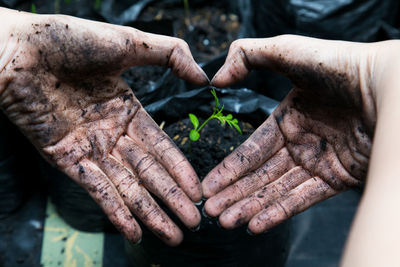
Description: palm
xmin=0 ymin=12 xmax=208 ymax=245
xmin=277 ymin=87 xmax=370 ymax=191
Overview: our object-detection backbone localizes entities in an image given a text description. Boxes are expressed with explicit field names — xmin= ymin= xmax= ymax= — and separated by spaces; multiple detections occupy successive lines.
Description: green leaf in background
xmin=31 ymin=3 xmax=37 ymax=13
xmin=189 ymin=129 xmax=200 ymax=141
xmin=94 ymin=0 xmax=101 ymax=10
xmin=189 ymin=113 xmax=199 ymax=130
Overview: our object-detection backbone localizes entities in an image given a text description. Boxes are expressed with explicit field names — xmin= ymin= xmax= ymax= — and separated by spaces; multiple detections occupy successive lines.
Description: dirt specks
xmin=79 ymin=165 xmax=85 ymax=174
xmin=319 ymin=138 xmax=327 ymax=152
xmin=122 ymin=93 xmax=133 ymax=102
xmin=142 ymin=42 xmax=150 ymax=49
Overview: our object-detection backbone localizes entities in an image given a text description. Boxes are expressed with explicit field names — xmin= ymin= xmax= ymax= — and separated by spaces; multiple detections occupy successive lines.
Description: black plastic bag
xmin=0 ymin=113 xmax=41 ymax=218
xmin=252 ymin=0 xmax=400 ymax=42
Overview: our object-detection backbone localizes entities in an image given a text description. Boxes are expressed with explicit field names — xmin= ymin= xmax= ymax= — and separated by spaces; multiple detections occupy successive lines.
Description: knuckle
xmin=175 ymin=38 xmax=190 ymax=50
xmin=230 ymin=39 xmax=243 ymax=49
xmin=165 ymin=185 xmax=180 ymax=199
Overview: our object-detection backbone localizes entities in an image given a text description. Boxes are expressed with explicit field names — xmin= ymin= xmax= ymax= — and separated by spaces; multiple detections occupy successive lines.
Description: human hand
xmin=0 ymin=8 xmax=209 ymax=246
xmin=202 ymin=35 xmax=386 ymax=234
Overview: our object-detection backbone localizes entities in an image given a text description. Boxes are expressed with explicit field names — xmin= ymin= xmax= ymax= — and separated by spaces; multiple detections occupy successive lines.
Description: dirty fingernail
xmin=196 ymin=64 xmax=210 ymax=84
xmin=190 ymin=224 xmax=201 ymax=232
xmin=202 ymin=206 xmax=210 ymax=219
xmin=246 ymin=228 xmax=256 ymax=236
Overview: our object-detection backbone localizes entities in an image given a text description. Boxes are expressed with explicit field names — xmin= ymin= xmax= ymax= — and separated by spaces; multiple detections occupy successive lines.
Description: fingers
xmin=64 ymin=159 xmax=142 ymax=244
xmin=127 ymin=108 xmax=202 ymax=202
xmin=211 ymin=35 xmax=356 ymax=88
xmin=98 ymin=156 xmax=183 ymax=246
xmin=125 ymin=29 xmax=209 ymax=85
xmin=248 ymin=177 xmax=337 ymax=234
xmin=113 ymin=135 xmax=201 ymax=229
xmin=219 ymin=166 xmax=311 ymax=229
xmin=202 ymin=115 xmax=285 ymax=198
xmin=204 ymin=148 xmax=296 ymax=217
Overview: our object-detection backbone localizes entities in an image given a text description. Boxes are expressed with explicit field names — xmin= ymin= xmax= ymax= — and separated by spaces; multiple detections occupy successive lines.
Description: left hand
xmin=0 ymin=8 xmax=209 ymax=245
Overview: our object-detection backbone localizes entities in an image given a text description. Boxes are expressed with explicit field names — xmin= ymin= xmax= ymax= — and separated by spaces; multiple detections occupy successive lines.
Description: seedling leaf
xmin=217 ymin=117 xmax=226 ymax=125
xmin=189 ymin=129 xmax=200 ymax=141
xmin=189 ymin=113 xmax=199 ymax=130
xmin=233 ymin=123 xmax=242 ymax=134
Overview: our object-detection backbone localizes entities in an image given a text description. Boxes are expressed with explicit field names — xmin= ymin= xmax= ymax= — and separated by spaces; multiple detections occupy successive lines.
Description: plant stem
xmin=196 ymin=113 xmax=216 ymax=133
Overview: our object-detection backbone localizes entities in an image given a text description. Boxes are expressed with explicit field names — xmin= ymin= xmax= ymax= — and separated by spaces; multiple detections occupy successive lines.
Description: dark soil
xmin=121 ymin=65 xmax=166 ymax=93
xmin=164 ymin=118 xmax=253 ymax=179
xmin=139 ymin=3 xmax=241 ymax=62
xmin=121 ymin=65 xmax=169 ymax=105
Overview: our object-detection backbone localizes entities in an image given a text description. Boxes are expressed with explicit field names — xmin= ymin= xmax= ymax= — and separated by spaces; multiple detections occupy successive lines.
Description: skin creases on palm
xmin=203 ymin=86 xmax=372 ymax=234
xmin=2 ymin=71 xmax=200 ymax=245
xmin=0 ymin=15 xmax=206 ymax=246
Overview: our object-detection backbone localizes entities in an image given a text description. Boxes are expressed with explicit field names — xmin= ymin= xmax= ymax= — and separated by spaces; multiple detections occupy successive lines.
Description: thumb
xmin=210 ymin=35 xmax=361 ymax=88
xmin=124 ymin=29 xmax=209 ymax=86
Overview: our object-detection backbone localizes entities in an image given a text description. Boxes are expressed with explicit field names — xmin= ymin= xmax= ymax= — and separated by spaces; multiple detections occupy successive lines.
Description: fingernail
xmin=132 ymin=237 xmax=142 ymax=245
xmin=202 ymin=206 xmax=210 ymax=219
xmin=195 ymin=63 xmax=210 ymax=83
xmin=246 ymin=228 xmax=255 ymax=236
xmin=194 ymin=199 xmax=203 ymax=206
xmin=190 ymin=224 xmax=201 ymax=232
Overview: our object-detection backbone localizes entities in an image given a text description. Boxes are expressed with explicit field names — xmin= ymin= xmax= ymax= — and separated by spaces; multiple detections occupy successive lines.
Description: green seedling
xmin=188 ymin=88 xmax=242 ymax=143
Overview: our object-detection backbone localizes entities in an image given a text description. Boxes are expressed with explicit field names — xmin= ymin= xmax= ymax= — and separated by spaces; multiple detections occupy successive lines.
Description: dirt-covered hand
xmin=0 ymin=8 xmax=209 ymax=246
xmin=202 ymin=35 xmax=387 ymax=234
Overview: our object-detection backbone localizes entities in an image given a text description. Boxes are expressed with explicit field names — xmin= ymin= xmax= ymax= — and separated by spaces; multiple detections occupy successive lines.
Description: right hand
xmin=202 ymin=35 xmax=399 ymax=234
xmin=0 ymin=8 xmax=209 ymax=246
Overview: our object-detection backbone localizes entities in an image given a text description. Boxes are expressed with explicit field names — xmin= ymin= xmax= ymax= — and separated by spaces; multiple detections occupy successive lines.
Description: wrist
xmin=371 ymin=40 xmax=400 ymax=112
xmin=0 ymin=8 xmax=17 ymax=72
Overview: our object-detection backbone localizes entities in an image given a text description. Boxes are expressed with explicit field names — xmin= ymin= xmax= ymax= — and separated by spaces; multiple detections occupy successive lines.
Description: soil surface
xmin=121 ymin=65 xmax=169 ymax=105
xmin=164 ymin=118 xmax=253 ymax=179
xmin=121 ymin=65 xmax=166 ymax=93
xmin=139 ymin=3 xmax=241 ymax=62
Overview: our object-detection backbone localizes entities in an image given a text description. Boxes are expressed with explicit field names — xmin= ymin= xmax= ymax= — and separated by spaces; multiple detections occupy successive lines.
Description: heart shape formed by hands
xmin=1 ymin=8 xmax=390 ymax=246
